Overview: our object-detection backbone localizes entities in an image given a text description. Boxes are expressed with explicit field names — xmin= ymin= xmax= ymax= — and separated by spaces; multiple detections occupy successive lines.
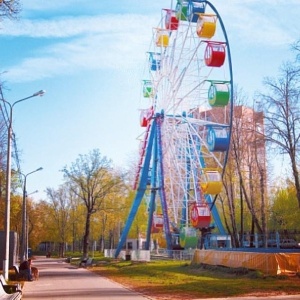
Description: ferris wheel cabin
xmin=207 ymin=125 xmax=230 ymax=152
xmin=187 ymin=1 xmax=206 ymax=23
xmin=148 ymin=52 xmax=161 ymax=71
xmin=155 ymin=28 xmax=169 ymax=47
xmin=175 ymin=0 xmax=188 ymax=21
xmin=204 ymin=41 xmax=226 ymax=67
xmin=151 ymin=214 xmax=164 ymax=233
xmin=142 ymin=80 xmax=153 ymax=98
xmin=208 ymin=81 xmax=230 ymax=107
xmin=200 ymin=169 xmax=223 ymax=195
xmin=164 ymin=9 xmax=179 ymax=30
xmin=191 ymin=203 xmax=212 ymax=229
xmin=196 ymin=14 xmax=217 ymax=38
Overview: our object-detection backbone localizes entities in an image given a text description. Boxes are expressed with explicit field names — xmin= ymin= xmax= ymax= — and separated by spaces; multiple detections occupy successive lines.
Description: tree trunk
xmin=290 ymin=155 xmax=300 ymax=208
xmin=83 ymin=212 xmax=91 ymax=258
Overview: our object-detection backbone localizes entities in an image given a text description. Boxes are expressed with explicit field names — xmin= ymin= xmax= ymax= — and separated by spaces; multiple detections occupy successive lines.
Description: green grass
xmin=91 ymin=259 xmax=300 ymax=299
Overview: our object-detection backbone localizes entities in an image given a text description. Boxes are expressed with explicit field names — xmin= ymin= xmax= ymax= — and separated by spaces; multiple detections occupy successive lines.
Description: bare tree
xmin=62 ymin=149 xmax=124 ymax=258
xmin=225 ymin=105 xmax=264 ymax=244
xmin=222 ymin=86 xmax=267 ymax=247
xmin=259 ymin=62 xmax=300 ymax=208
xmin=0 ymin=0 xmax=21 ymax=20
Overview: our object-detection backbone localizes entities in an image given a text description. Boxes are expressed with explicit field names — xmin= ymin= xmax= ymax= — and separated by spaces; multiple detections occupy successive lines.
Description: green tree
xmin=269 ymin=180 xmax=300 ymax=231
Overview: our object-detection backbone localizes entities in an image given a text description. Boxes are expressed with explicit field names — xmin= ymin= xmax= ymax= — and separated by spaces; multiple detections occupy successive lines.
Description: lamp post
xmin=20 ymin=168 xmax=43 ymax=262
xmin=1 ymin=90 xmax=45 ymax=280
xmin=25 ymin=190 xmax=38 ymax=259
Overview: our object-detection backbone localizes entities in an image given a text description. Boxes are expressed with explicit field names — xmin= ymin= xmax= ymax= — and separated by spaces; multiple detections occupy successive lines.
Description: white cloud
xmin=0 ymin=14 xmax=156 ymax=38
xmin=2 ymin=1 xmax=300 ymax=83
xmin=22 ymin=0 xmax=88 ymax=11
xmin=23 ymin=0 xmax=170 ymax=13
xmin=216 ymin=2 xmax=299 ymax=46
xmin=2 ymin=14 xmax=156 ymax=83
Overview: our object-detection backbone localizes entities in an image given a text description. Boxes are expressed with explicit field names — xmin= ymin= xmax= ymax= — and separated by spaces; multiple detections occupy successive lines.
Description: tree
xmin=62 ymin=149 xmax=124 ymax=258
xmin=259 ymin=62 xmax=300 ymax=208
xmin=23 ymin=198 xmax=56 ymax=251
xmin=0 ymin=0 xmax=21 ymax=20
xmin=68 ymin=190 xmax=85 ymax=252
xmin=222 ymin=87 xmax=267 ymax=247
xmin=95 ymin=185 xmax=130 ymax=251
xmin=269 ymin=180 xmax=300 ymax=232
xmin=0 ymin=0 xmax=22 ymax=202
xmin=46 ymin=185 xmax=73 ymax=257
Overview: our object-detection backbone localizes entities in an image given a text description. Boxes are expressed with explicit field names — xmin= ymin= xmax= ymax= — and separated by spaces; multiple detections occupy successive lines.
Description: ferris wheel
xmin=115 ymin=0 xmax=233 ymax=256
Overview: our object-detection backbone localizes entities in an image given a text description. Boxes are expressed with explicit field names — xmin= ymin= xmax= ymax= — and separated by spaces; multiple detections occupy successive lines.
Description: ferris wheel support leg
xmin=145 ymin=129 xmax=159 ymax=250
xmin=114 ymin=121 xmax=157 ymax=259
xmin=156 ymin=117 xmax=173 ymax=251
xmin=181 ymin=159 xmax=191 ymax=228
xmin=205 ymin=194 xmax=226 ymax=234
xmin=198 ymin=136 xmax=226 ymax=234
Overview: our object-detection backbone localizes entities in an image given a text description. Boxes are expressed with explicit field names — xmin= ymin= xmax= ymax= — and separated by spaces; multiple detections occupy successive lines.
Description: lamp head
xmin=33 ymin=90 xmax=46 ymax=97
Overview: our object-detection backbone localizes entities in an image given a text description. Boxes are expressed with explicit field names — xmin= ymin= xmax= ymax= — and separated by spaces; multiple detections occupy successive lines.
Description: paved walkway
xmin=22 ymin=257 xmax=300 ymax=300
xmin=22 ymin=257 xmax=152 ymax=299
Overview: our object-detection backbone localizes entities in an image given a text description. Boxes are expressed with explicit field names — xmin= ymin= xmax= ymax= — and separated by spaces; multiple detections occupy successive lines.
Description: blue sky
xmin=0 ymin=0 xmax=299 ymax=201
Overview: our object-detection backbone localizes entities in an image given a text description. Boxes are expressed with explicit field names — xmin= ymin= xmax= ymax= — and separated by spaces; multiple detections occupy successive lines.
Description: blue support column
xmin=145 ymin=127 xmax=158 ymax=250
xmin=114 ymin=121 xmax=157 ymax=258
xmin=205 ymin=194 xmax=226 ymax=234
xmin=181 ymin=157 xmax=190 ymax=227
xmin=156 ymin=115 xmax=173 ymax=250
xmin=198 ymin=127 xmax=226 ymax=235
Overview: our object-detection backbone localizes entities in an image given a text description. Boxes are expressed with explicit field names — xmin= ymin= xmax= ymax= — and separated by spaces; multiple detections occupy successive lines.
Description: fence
xmin=152 ymin=248 xmax=195 ymax=261
xmin=192 ymin=249 xmax=300 ymax=276
xmin=105 ymin=247 xmax=300 ymax=276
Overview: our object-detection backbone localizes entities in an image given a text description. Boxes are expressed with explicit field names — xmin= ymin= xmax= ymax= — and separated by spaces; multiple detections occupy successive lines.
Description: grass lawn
xmin=90 ymin=260 xmax=300 ymax=300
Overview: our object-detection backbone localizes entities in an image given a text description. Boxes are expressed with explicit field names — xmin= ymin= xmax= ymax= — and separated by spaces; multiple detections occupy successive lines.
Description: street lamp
xmin=20 ymin=168 xmax=43 ymax=262
xmin=1 ymin=90 xmax=45 ymax=280
xmin=25 ymin=190 xmax=38 ymax=259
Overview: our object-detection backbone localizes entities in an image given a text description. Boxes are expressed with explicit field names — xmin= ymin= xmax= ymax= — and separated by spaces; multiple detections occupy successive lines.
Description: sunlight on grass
xmin=89 ymin=259 xmax=300 ymax=299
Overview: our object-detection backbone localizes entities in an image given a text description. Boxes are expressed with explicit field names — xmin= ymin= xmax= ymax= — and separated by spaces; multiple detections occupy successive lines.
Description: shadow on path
xmin=22 ymin=256 xmax=152 ymax=300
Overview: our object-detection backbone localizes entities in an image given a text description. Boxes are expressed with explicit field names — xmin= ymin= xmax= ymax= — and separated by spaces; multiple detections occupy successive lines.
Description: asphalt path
xmin=197 ymin=296 xmax=300 ymax=300
xmin=22 ymin=257 xmax=300 ymax=300
xmin=22 ymin=257 xmax=152 ymax=299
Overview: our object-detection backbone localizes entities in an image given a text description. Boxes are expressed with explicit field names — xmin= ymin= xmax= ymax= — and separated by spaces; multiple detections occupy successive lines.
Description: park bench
xmin=0 ymin=276 xmax=22 ymax=295
xmin=0 ymin=279 xmax=22 ymax=300
xmin=79 ymin=258 xmax=95 ymax=268
xmin=12 ymin=265 xmax=26 ymax=281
